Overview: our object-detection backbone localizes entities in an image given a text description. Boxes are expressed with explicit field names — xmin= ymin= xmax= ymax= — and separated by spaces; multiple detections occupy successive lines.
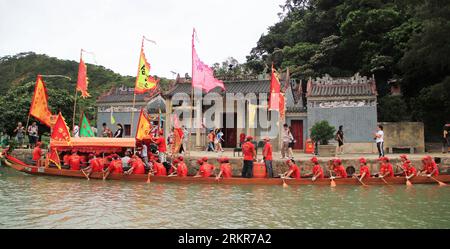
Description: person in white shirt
xmin=374 ymin=125 xmax=384 ymax=157
xmin=73 ymin=125 xmax=80 ymax=137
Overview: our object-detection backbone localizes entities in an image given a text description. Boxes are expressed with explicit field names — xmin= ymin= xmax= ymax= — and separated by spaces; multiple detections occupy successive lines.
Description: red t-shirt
xmin=63 ymin=154 xmax=71 ymax=166
xmin=360 ymin=166 xmax=370 ymax=179
xmin=32 ymin=147 xmax=42 ymax=161
xmin=242 ymin=141 xmax=255 ymax=161
xmin=239 ymin=134 xmax=246 ymax=143
xmin=312 ymin=164 xmax=324 ymax=179
xmin=199 ymin=163 xmax=215 ymax=178
xmin=154 ymin=162 xmax=167 ymax=176
xmin=69 ymin=155 xmax=81 ymax=171
xmin=380 ymin=163 xmax=394 ymax=177
xmin=333 ymin=165 xmax=348 ymax=178
xmin=108 ymin=159 xmax=123 ymax=174
xmin=425 ymin=161 xmax=439 ymax=176
xmin=155 ymin=137 xmax=167 ymax=153
xmin=90 ymin=158 xmax=103 ymax=172
xmin=263 ymin=143 xmax=273 ymax=161
xmin=177 ymin=162 xmax=188 ymax=177
xmin=220 ymin=163 xmax=233 ymax=178
xmin=403 ymin=165 xmax=417 ymax=177
xmin=131 ymin=159 xmax=145 ymax=174
xmin=289 ymin=164 xmax=301 ymax=179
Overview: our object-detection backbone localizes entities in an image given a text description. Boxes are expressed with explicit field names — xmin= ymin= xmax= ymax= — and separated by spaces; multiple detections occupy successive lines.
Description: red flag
xmin=76 ymin=56 xmax=90 ymax=98
xmin=279 ymin=93 xmax=286 ymax=121
xmin=269 ymin=64 xmax=281 ymax=111
xmin=51 ymin=112 xmax=71 ymax=145
xmin=192 ymin=29 xmax=225 ymax=93
xmin=29 ymin=75 xmax=53 ymax=127
xmin=47 ymin=147 xmax=61 ymax=169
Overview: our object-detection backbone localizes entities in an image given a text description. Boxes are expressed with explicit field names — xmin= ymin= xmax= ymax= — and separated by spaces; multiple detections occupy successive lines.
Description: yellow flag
xmin=249 ymin=102 xmax=257 ymax=128
xmin=135 ymin=47 xmax=158 ymax=94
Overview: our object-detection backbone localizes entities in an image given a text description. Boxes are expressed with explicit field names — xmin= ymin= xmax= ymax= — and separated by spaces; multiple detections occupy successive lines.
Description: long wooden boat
xmin=3 ymin=154 xmax=450 ymax=186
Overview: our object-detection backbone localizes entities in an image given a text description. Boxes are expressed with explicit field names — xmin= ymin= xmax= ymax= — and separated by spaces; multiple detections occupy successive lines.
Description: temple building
xmin=95 ymin=73 xmax=378 ymax=152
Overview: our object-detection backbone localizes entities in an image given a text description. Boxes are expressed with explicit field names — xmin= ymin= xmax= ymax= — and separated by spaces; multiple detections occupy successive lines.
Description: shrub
xmin=310 ymin=120 xmax=336 ymax=145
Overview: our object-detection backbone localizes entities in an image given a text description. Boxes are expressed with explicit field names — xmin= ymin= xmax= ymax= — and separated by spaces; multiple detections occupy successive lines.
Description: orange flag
xmin=47 ymin=147 xmax=61 ymax=169
xmin=76 ymin=56 xmax=90 ymax=98
xmin=135 ymin=109 xmax=152 ymax=140
xmin=29 ymin=75 xmax=53 ymax=127
xmin=51 ymin=112 xmax=71 ymax=145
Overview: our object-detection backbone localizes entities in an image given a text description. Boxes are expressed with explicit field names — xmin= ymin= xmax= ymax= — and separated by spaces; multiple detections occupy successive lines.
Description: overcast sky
xmin=0 ymin=0 xmax=283 ymax=78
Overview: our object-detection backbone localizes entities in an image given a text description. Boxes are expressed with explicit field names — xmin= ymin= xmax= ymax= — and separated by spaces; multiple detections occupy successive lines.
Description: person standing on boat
xmin=374 ymin=125 xmax=384 ymax=158
xmin=121 ymin=150 xmax=131 ymax=171
xmin=152 ymin=130 xmax=167 ymax=163
xmin=31 ymin=142 xmax=43 ymax=166
xmin=140 ymin=143 xmax=150 ymax=170
xmin=262 ymin=137 xmax=273 ymax=178
xmin=353 ymin=158 xmax=371 ymax=181
xmin=13 ymin=122 xmax=25 ymax=148
xmin=281 ymin=159 xmax=301 ymax=179
xmin=216 ymin=157 xmax=233 ymax=179
xmin=114 ymin=124 xmax=123 ymax=138
xmin=27 ymin=122 xmax=39 ymax=149
xmin=241 ymin=136 xmax=256 ymax=178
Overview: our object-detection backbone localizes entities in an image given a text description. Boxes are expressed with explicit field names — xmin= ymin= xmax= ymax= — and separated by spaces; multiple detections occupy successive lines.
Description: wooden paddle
xmin=328 ymin=170 xmax=336 ymax=187
xmin=380 ymin=176 xmax=389 ymax=185
xmin=430 ymin=176 xmax=447 ymax=186
xmin=354 ymin=175 xmax=368 ymax=187
xmin=146 ymin=172 xmax=151 ymax=183
xmin=81 ymin=169 xmax=90 ymax=180
xmin=282 ymin=177 xmax=288 ymax=188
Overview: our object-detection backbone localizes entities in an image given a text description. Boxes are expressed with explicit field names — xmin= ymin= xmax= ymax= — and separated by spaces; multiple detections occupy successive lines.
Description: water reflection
xmin=1 ymin=167 xmax=450 ymax=228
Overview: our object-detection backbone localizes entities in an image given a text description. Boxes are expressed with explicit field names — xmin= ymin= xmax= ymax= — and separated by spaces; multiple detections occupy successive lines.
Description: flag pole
xmin=72 ymin=49 xmax=82 ymax=131
xmin=187 ymin=28 xmax=196 ymax=156
xmin=131 ymin=37 xmax=144 ymax=137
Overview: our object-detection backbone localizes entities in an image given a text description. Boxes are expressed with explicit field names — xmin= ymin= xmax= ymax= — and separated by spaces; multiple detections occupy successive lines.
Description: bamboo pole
xmin=72 ymin=89 xmax=78 ymax=132
xmin=130 ymin=93 xmax=136 ymax=136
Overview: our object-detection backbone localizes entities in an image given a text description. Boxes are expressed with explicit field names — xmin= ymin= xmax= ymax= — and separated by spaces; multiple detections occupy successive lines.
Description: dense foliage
xmin=310 ymin=120 xmax=336 ymax=145
xmin=0 ymin=52 xmax=171 ymax=136
xmin=245 ymin=0 xmax=450 ymax=140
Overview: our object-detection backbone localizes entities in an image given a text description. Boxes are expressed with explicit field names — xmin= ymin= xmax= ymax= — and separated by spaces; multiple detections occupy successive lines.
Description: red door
xmin=222 ymin=113 xmax=237 ymax=148
xmin=290 ymin=120 xmax=303 ymax=150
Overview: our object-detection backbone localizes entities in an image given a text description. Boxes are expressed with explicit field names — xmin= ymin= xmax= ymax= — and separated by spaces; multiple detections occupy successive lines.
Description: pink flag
xmin=192 ymin=29 xmax=225 ymax=92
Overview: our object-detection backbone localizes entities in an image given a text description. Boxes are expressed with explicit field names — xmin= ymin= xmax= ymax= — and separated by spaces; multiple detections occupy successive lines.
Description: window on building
xmin=124 ymin=124 xmax=131 ymax=137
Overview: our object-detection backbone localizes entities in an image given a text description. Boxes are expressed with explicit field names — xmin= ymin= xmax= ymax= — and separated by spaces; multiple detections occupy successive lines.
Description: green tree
xmin=310 ymin=120 xmax=336 ymax=145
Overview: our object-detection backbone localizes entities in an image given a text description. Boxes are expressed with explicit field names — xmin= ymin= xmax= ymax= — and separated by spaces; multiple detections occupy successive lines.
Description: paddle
xmin=430 ymin=176 xmax=447 ymax=186
xmin=278 ymin=173 xmax=288 ymax=187
xmin=146 ymin=172 xmax=151 ymax=183
xmin=328 ymin=170 xmax=336 ymax=187
xmin=354 ymin=175 xmax=368 ymax=187
xmin=380 ymin=176 xmax=389 ymax=185
xmin=81 ymin=169 xmax=90 ymax=180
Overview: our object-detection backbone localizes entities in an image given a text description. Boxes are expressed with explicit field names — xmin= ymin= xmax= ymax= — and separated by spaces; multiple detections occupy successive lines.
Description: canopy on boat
xmin=50 ymin=137 xmax=136 ymax=154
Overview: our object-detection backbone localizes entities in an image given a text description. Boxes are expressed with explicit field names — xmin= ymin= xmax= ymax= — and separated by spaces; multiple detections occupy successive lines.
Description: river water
xmin=1 ymin=167 xmax=450 ymax=229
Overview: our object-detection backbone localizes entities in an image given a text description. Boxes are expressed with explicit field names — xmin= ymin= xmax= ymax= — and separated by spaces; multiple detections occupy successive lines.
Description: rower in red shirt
xmin=91 ymin=156 xmax=104 ymax=173
xmin=108 ymin=155 xmax=124 ymax=174
xmin=176 ymin=156 xmax=188 ymax=177
xmin=216 ymin=157 xmax=233 ymax=179
xmin=125 ymin=155 xmax=145 ymax=175
xmin=310 ymin=156 xmax=324 ymax=181
xmin=378 ymin=156 xmax=394 ymax=178
xmin=69 ymin=150 xmax=81 ymax=171
xmin=419 ymin=156 xmax=439 ymax=177
xmin=282 ymin=159 xmax=301 ymax=179
xmin=31 ymin=142 xmax=43 ymax=166
xmin=153 ymin=160 xmax=167 ymax=176
xmin=402 ymin=160 xmax=417 ymax=180
xmin=63 ymin=153 xmax=71 ymax=168
xmin=194 ymin=157 xmax=215 ymax=178
xmin=332 ymin=158 xmax=347 ymax=178
xmin=354 ymin=157 xmax=371 ymax=181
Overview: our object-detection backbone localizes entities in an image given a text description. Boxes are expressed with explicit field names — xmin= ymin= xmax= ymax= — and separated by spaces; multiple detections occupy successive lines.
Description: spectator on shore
xmin=443 ymin=124 xmax=449 ymax=154
xmin=239 ymin=132 xmax=246 ymax=147
xmin=287 ymin=126 xmax=295 ymax=159
xmin=27 ymin=122 xmax=39 ymax=149
xmin=281 ymin=124 xmax=290 ymax=159
xmin=114 ymin=123 xmax=123 ymax=138
xmin=374 ymin=125 xmax=384 ymax=158
xmin=14 ymin=122 xmax=25 ymax=147
xmin=102 ymin=123 xmax=113 ymax=137
xmin=335 ymin=125 xmax=344 ymax=155
xmin=215 ymin=128 xmax=224 ymax=153
xmin=207 ymin=129 xmax=215 ymax=152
